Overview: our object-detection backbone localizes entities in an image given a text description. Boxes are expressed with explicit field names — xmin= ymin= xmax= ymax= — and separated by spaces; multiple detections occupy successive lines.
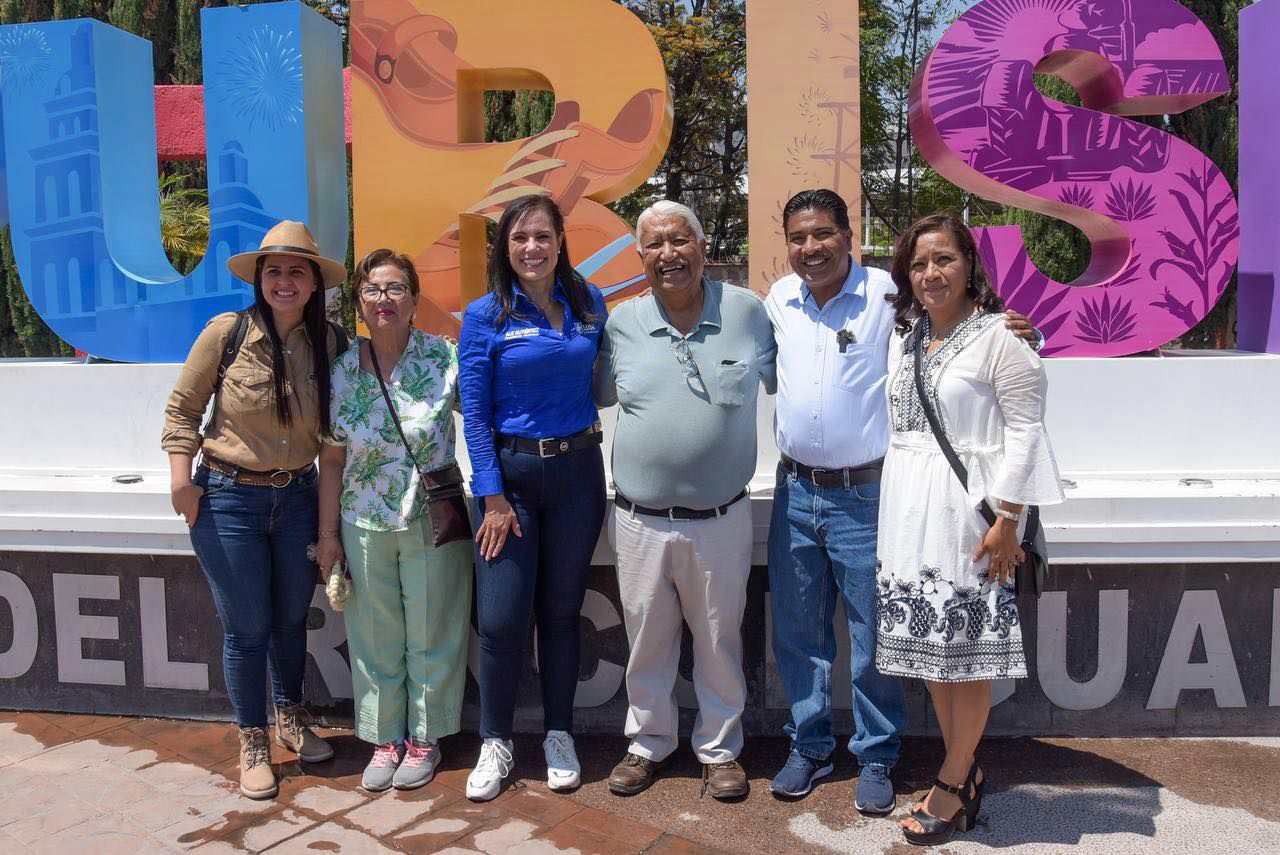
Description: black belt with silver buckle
xmin=496 ymin=424 xmax=603 ymax=458
xmin=780 ymin=453 xmax=883 ymax=488
xmin=614 ymin=489 xmax=748 ymax=521
xmin=202 ymin=455 xmax=314 ymax=488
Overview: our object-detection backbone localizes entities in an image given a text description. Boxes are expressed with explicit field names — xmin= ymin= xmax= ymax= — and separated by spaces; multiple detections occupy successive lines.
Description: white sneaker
xmin=466 ymin=738 xmax=513 ymax=801
xmin=543 ymin=730 xmax=581 ymax=791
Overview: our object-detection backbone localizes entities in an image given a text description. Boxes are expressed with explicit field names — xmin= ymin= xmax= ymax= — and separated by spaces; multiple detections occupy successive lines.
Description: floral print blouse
xmin=325 ymin=329 xmax=459 ymax=532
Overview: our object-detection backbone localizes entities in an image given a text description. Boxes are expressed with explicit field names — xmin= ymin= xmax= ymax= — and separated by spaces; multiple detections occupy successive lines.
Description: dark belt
xmin=495 ymin=423 xmax=603 ymax=458
xmin=202 ymin=454 xmax=314 ymax=488
xmin=614 ymin=489 xmax=748 ymax=521
xmin=779 ymin=453 xmax=883 ymax=488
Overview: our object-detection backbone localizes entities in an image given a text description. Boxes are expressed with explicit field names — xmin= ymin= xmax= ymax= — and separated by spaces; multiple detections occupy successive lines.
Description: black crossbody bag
xmin=911 ymin=324 xmax=1048 ymax=597
xmin=367 ymin=342 xmax=472 ymax=548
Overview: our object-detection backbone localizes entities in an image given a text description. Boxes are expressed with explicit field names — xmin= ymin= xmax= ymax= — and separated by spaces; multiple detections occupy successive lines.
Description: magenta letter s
xmin=911 ymin=0 xmax=1238 ymax=356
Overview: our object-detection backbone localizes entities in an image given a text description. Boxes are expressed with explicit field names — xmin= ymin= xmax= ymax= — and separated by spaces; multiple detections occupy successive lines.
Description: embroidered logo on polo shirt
xmin=573 ymin=321 xmax=599 ymax=334
xmin=503 ymin=327 xmax=539 ymax=341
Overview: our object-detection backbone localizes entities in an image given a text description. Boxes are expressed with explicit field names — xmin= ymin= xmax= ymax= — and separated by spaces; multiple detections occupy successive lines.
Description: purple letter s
xmin=911 ymin=0 xmax=1238 ymax=357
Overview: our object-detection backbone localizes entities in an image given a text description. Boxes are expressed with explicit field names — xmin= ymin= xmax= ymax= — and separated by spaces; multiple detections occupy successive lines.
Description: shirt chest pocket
xmin=225 ymin=366 xmax=273 ymax=411
xmin=832 ymin=343 xmax=877 ymax=392
xmin=713 ymin=361 xmax=752 ymax=408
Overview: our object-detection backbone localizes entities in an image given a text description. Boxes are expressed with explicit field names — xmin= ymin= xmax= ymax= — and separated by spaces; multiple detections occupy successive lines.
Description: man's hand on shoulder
xmin=1004 ymin=310 xmax=1042 ymax=351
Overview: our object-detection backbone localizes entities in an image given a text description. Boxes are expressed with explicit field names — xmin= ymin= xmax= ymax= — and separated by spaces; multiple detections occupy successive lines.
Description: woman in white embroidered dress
xmin=875 ymin=214 xmax=1064 ymax=846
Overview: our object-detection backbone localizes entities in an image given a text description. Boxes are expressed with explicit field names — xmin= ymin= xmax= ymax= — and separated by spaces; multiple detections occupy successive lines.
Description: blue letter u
xmin=0 ymin=1 xmax=346 ymax=362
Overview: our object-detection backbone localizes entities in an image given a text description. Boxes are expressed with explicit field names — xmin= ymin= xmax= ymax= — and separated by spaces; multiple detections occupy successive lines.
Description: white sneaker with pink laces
xmin=393 ymin=736 xmax=441 ymax=790
xmin=362 ymin=741 xmax=404 ymax=792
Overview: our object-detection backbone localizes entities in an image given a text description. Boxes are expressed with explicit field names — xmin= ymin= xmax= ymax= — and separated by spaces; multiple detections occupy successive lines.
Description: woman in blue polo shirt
xmin=458 ymin=195 xmax=607 ymax=801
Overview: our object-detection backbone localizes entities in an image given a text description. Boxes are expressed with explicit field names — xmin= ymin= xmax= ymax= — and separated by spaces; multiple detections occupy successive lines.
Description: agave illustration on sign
xmin=1149 ymin=160 xmax=1239 ymax=323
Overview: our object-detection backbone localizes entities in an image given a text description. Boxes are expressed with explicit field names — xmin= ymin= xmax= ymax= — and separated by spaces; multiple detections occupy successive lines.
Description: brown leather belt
xmin=495 ymin=423 xmax=603 ymax=458
xmin=780 ymin=454 xmax=883 ymax=488
xmin=202 ymin=455 xmax=314 ymax=488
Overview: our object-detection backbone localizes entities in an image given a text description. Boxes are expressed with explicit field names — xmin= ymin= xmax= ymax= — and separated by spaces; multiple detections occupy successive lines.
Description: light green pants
xmin=342 ymin=516 xmax=472 ymax=745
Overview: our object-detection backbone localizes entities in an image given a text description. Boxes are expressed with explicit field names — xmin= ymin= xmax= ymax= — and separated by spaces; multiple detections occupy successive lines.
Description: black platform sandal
xmin=965 ymin=761 xmax=986 ymax=828
xmin=902 ymin=777 xmax=973 ymax=847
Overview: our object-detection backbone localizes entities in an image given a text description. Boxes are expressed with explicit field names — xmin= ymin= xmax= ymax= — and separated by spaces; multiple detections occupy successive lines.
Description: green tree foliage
xmin=860 ymin=0 xmax=964 ymax=235
xmin=614 ymin=0 xmax=747 ymax=260
xmin=483 ymin=89 xmax=555 ymax=144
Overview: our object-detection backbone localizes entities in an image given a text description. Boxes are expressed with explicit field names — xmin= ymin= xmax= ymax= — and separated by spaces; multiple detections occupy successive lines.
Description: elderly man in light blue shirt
xmin=595 ymin=200 xmax=776 ymax=801
xmin=765 ymin=190 xmax=1038 ymax=813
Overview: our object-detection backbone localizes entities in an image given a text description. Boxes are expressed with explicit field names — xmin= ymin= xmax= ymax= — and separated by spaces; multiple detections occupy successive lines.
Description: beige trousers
xmin=608 ymin=497 xmax=753 ymax=764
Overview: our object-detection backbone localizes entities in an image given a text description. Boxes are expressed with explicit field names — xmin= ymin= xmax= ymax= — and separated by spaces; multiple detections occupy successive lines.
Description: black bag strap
xmin=329 ymin=320 xmax=349 ymax=356
xmin=911 ymin=321 xmax=1042 ymax=542
xmin=367 ymin=339 xmax=428 ymax=483
xmin=366 ymin=339 xmax=462 ymax=499
xmin=911 ymin=321 xmax=999 ymax=528
xmin=200 ymin=310 xmax=251 ymax=440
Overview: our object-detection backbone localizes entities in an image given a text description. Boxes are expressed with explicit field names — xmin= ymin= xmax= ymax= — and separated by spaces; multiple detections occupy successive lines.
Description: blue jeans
xmin=767 ymin=465 xmax=908 ymax=765
xmin=188 ymin=465 xmax=319 ymax=728
xmin=474 ymin=443 xmax=606 ymax=739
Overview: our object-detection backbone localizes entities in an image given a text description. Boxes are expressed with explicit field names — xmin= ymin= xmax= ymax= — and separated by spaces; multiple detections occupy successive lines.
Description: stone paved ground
xmin=0 ymin=711 xmax=1276 ymax=853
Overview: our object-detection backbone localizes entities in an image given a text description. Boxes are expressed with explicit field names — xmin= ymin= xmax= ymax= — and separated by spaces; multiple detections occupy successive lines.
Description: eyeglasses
xmin=671 ymin=338 xmax=701 ymax=380
xmin=358 ymin=283 xmax=411 ymax=301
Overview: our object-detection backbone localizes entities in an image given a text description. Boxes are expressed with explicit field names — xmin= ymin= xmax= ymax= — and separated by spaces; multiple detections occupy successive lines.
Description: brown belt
xmin=779 ymin=454 xmax=883 ymax=488
xmin=202 ymin=455 xmax=315 ymax=488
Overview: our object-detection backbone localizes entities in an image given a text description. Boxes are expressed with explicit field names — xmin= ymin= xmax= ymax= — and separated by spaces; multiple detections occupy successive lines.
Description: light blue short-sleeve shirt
xmin=595 ymin=279 xmax=777 ymax=510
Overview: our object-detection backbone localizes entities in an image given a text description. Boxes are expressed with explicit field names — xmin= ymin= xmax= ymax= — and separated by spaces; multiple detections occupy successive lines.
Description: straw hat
xmin=227 ymin=221 xmax=347 ymax=288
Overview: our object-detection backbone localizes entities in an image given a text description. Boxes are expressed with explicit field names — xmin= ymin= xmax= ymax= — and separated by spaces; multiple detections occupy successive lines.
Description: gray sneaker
xmin=362 ymin=741 xmax=404 ymax=792
xmin=393 ymin=736 xmax=441 ymax=790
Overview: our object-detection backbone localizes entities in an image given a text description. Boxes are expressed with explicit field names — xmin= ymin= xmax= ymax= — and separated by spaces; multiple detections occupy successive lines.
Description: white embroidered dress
xmin=875 ymin=312 xmax=1064 ymax=682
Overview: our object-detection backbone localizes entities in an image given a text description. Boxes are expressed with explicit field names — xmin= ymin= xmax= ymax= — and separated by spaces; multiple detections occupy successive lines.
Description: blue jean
xmin=188 ymin=465 xmax=319 ymax=728
xmin=474 ymin=443 xmax=606 ymax=739
xmin=767 ymin=465 xmax=908 ymax=765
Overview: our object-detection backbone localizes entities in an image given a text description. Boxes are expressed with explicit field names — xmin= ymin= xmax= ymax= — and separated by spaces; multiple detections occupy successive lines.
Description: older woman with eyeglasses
xmin=316 ymin=249 xmax=472 ymax=793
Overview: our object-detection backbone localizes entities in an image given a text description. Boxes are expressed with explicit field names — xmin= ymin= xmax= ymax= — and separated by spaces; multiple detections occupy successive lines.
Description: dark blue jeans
xmin=188 ymin=465 xmax=319 ymax=728
xmin=767 ymin=466 xmax=908 ymax=766
xmin=474 ymin=443 xmax=606 ymax=739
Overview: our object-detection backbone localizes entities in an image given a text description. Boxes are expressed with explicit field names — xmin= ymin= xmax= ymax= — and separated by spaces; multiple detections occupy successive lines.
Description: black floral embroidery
xmin=875 ymin=563 xmax=1025 ymax=681
xmin=889 ymin=312 xmax=1003 ymax=434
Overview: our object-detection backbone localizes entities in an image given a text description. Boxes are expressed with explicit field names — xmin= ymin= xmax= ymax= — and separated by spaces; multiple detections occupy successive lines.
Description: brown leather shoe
xmin=238 ymin=727 xmax=277 ymax=799
xmin=274 ymin=703 xmax=334 ymax=763
xmin=703 ymin=759 xmax=749 ymax=800
xmin=608 ymin=751 xmax=669 ymax=795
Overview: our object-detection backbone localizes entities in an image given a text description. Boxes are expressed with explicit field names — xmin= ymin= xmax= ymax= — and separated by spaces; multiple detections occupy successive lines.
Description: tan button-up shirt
xmin=162 ymin=310 xmax=338 ymax=471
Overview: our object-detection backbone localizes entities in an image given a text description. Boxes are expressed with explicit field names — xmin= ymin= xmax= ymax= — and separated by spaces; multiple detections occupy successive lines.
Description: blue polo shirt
xmin=459 ymin=280 xmax=607 ymax=496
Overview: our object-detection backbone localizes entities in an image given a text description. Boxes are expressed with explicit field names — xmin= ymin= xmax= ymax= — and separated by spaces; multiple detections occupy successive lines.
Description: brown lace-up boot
xmin=702 ymin=759 xmax=749 ymax=800
xmin=238 ymin=727 xmax=277 ymax=799
xmin=274 ymin=703 xmax=335 ymax=763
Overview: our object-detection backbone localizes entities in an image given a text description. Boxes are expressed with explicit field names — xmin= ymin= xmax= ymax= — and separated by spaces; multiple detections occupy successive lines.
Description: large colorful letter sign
xmin=911 ymin=0 xmax=1240 ymax=357
xmin=1238 ymin=0 xmax=1280 ymax=354
xmin=0 ymin=1 xmax=346 ymax=362
xmin=350 ymin=0 xmax=671 ymax=334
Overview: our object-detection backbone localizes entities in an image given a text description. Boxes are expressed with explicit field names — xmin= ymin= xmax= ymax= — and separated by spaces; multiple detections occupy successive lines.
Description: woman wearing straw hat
xmin=162 ymin=221 xmax=348 ymax=799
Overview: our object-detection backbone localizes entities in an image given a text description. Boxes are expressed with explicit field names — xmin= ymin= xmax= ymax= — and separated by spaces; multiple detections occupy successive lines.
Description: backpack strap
xmin=327 ymin=320 xmax=349 ymax=356
xmin=200 ymin=311 xmax=250 ymax=441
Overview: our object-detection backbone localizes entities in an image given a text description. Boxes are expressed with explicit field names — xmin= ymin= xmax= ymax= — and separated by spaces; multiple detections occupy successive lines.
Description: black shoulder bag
xmin=911 ymin=324 xmax=1048 ymax=597
xmin=367 ymin=341 xmax=473 ymax=548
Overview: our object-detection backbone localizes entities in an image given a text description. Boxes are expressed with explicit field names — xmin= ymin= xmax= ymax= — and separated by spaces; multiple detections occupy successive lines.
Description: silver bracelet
xmin=992 ymin=506 xmax=1020 ymax=522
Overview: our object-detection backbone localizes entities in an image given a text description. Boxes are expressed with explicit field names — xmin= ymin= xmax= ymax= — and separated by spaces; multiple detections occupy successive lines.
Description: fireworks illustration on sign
xmin=0 ymin=27 xmax=52 ymax=93
xmin=218 ymin=26 xmax=303 ymax=132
